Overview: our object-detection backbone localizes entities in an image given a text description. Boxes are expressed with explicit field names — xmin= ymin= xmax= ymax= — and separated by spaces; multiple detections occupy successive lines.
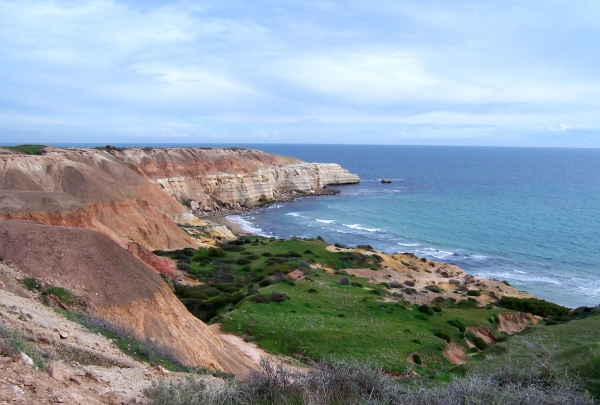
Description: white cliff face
xmin=157 ymin=162 xmax=360 ymax=210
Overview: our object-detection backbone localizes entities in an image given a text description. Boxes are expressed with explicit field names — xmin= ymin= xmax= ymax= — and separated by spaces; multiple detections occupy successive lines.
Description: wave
xmin=286 ymin=212 xmax=301 ymax=217
xmin=415 ymin=248 xmax=455 ymax=260
xmin=315 ymin=219 xmax=334 ymax=224
xmin=342 ymin=223 xmax=380 ymax=232
xmin=397 ymin=242 xmax=420 ymax=247
xmin=225 ymin=215 xmax=271 ymax=237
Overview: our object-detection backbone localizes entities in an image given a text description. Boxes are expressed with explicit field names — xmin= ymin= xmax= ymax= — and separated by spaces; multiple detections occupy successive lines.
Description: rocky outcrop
xmin=0 ymin=221 xmax=253 ymax=374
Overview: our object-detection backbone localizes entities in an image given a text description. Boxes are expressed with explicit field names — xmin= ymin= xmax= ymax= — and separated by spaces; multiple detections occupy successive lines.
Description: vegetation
xmin=466 ymin=312 xmax=600 ymax=399
xmin=23 ymin=278 xmax=78 ymax=306
xmin=0 ymin=324 xmax=49 ymax=369
xmin=9 ymin=144 xmax=46 ymax=155
xmin=498 ymin=297 xmax=570 ymax=318
xmin=55 ymin=310 xmax=200 ymax=373
xmin=144 ymin=358 xmax=595 ymax=405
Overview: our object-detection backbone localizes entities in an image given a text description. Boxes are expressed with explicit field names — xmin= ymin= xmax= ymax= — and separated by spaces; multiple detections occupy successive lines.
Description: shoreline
xmin=197 ymin=205 xmax=579 ymax=309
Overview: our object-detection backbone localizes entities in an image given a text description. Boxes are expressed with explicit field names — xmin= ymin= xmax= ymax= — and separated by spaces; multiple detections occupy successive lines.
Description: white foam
xmin=226 ymin=215 xmax=270 ymax=237
xmin=286 ymin=212 xmax=301 ymax=217
xmin=342 ymin=223 xmax=381 ymax=232
xmin=416 ymin=248 xmax=454 ymax=260
xmin=315 ymin=219 xmax=335 ymax=224
xmin=397 ymin=242 xmax=420 ymax=247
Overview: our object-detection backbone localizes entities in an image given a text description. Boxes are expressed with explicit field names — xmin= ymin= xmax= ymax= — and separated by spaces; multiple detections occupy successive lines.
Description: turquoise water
xmin=226 ymin=145 xmax=600 ymax=308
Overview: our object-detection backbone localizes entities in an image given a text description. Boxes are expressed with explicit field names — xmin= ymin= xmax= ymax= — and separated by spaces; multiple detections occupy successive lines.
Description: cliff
xmin=0 ymin=146 xmax=359 ymax=271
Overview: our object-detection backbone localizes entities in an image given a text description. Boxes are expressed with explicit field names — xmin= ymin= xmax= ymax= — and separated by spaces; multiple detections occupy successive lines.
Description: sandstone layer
xmin=0 ymin=220 xmax=253 ymax=374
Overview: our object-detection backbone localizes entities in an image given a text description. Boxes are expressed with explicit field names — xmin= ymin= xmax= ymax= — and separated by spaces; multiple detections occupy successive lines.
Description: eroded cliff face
xmin=0 ymin=147 xmax=359 ymax=249
xmin=113 ymin=147 xmax=360 ymax=212
xmin=0 ymin=221 xmax=253 ymax=374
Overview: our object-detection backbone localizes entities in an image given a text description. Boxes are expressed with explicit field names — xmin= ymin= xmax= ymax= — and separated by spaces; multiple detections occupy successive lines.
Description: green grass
xmin=155 ymin=237 xmax=382 ymax=322
xmin=465 ymin=313 xmax=600 ymax=399
xmin=219 ymin=270 xmax=506 ymax=373
xmin=9 ymin=144 xmax=46 ymax=155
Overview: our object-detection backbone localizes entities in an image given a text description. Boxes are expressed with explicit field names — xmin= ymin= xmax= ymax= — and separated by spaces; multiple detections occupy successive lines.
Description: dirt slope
xmin=0 ymin=221 xmax=253 ymax=374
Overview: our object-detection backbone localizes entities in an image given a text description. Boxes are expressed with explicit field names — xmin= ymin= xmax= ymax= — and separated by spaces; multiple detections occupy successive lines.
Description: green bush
xmin=498 ymin=297 xmax=570 ymax=318
xmin=252 ymin=294 xmax=271 ymax=304
xmin=404 ymin=280 xmax=415 ymax=287
xmin=467 ymin=290 xmax=482 ymax=297
xmin=418 ymin=304 xmax=434 ymax=315
xmin=447 ymin=319 xmax=467 ymax=333
xmin=425 ymin=285 xmax=442 ymax=293
xmin=434 ymin=331 xmax=452 ymax=343
xmin=351 ymin=282 xmax=363 ymax=288
xmin=339 ymin=276 xmax=350 ymax=285
xmin=307 ymin=288 xmax=318 ymax=293
xmin=270 ymin=292 xmax=288 ymax=303
xmin=412 ymin=353 xmax=422 ymax=365
xmin=208 ymin=247 xmax=226 ymax=257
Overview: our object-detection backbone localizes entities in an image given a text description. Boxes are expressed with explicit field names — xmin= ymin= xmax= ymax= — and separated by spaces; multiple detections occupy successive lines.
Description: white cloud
xmin=547 ymin=124 xmax=571 ymax=132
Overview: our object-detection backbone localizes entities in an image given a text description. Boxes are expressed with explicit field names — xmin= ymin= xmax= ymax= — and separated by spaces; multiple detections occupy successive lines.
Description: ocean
xmin=224 ymin=145 xmax=600 ymax=308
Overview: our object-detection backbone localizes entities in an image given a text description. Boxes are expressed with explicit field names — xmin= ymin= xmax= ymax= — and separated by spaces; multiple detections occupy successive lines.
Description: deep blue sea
xmin=222 ymin=145 xmax=600 ymax=308
xmin=51 ymin=143 xmax=600 ymax=308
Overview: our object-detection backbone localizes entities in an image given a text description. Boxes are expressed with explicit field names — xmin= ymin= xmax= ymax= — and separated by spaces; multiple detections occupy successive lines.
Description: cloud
xmin=1 ymin=0 xmax=600 ymax=146
xmin=547 ymin=124 xmax=571 ymax=132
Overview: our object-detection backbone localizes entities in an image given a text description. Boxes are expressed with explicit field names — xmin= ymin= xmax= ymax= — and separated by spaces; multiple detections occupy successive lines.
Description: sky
xmin=1 ymin=0 xmax=599 ymax=147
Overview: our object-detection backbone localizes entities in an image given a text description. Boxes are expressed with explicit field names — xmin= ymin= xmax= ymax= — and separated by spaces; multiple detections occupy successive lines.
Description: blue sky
xmin=1 ymin=0 xmax=599 ymax=147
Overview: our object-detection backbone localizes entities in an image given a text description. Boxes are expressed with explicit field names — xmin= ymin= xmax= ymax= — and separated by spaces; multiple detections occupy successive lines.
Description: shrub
xmin=498 ymin=297 xmax=570 ymax=318
xmin=457 ymin=298 xmax=479 ymax=308
xmin=418 ymin=304 xmax=434 ymax=315
xmin=467 ymin=331 xmax=489 ymax=350
xmin=467 ymin=290 xmax=482 ymax=296
xmin=434 ymin=331 xmax=452 ymax=343
xmin=252 ymin=294 xmax=271 ymax=304
xmin=412 ymin=353 xmax=422 ymax=365
xmin=404 ymin=288 xmax=417 ymax=295
xmin=259 ymin=279 xmax=271 ymax=287
xmin=432 ymin=306 xmax=442 ymax=313
xmin=235 ymin=258 xmax=251 ymax=265
xmin=270 ymin=292 xmax=288 ymax=303
xmin=307 ymin=288 xmax=318 ymax=293
xmin=351 ymin=282 xmax=363 ymax=288
xmin=339 ymin=276 xmax=350 ymax=285
xmin=425 ymin=285 xmax=442 ymax=293
xmin=177 ymin=262 xmax=194 ymax=272
xmin=144 ymin=359 xmax=595 ymax=405
xmin=213 ymin=265 xmax=235 ymax=283
xmin=304 ymin=249 xmax=314 ymax=254
xmin=389 ymin=281 xmax=402 ymax=288
xmin=46 ymin=286 xmax=78 ymax=306
xmin=420 ymin=257 xmax=428 ymax=262
xmin=404 ymin=280 xmax=415 ymax=287
xmin=433 ymin=296 xmax=445 ymax=304
xmin=0 ymin=325 xmax=48 ymax=369
xmin=22 ymin=277 xmax=42 ymax=291
xmin=262 ymin=252 xmax=273 ymax=257
xmin=447 ymin=319 xmax=467 ymax=333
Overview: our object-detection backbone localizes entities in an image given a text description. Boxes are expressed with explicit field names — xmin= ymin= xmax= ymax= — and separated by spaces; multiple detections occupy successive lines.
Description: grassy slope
xmin=220 ymin=272 xmax=503 ymax=373
xmin=465 ymin=314 xmax=600 ymax=399
xmin=160 ymin=237 xmax=507 ymax=375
